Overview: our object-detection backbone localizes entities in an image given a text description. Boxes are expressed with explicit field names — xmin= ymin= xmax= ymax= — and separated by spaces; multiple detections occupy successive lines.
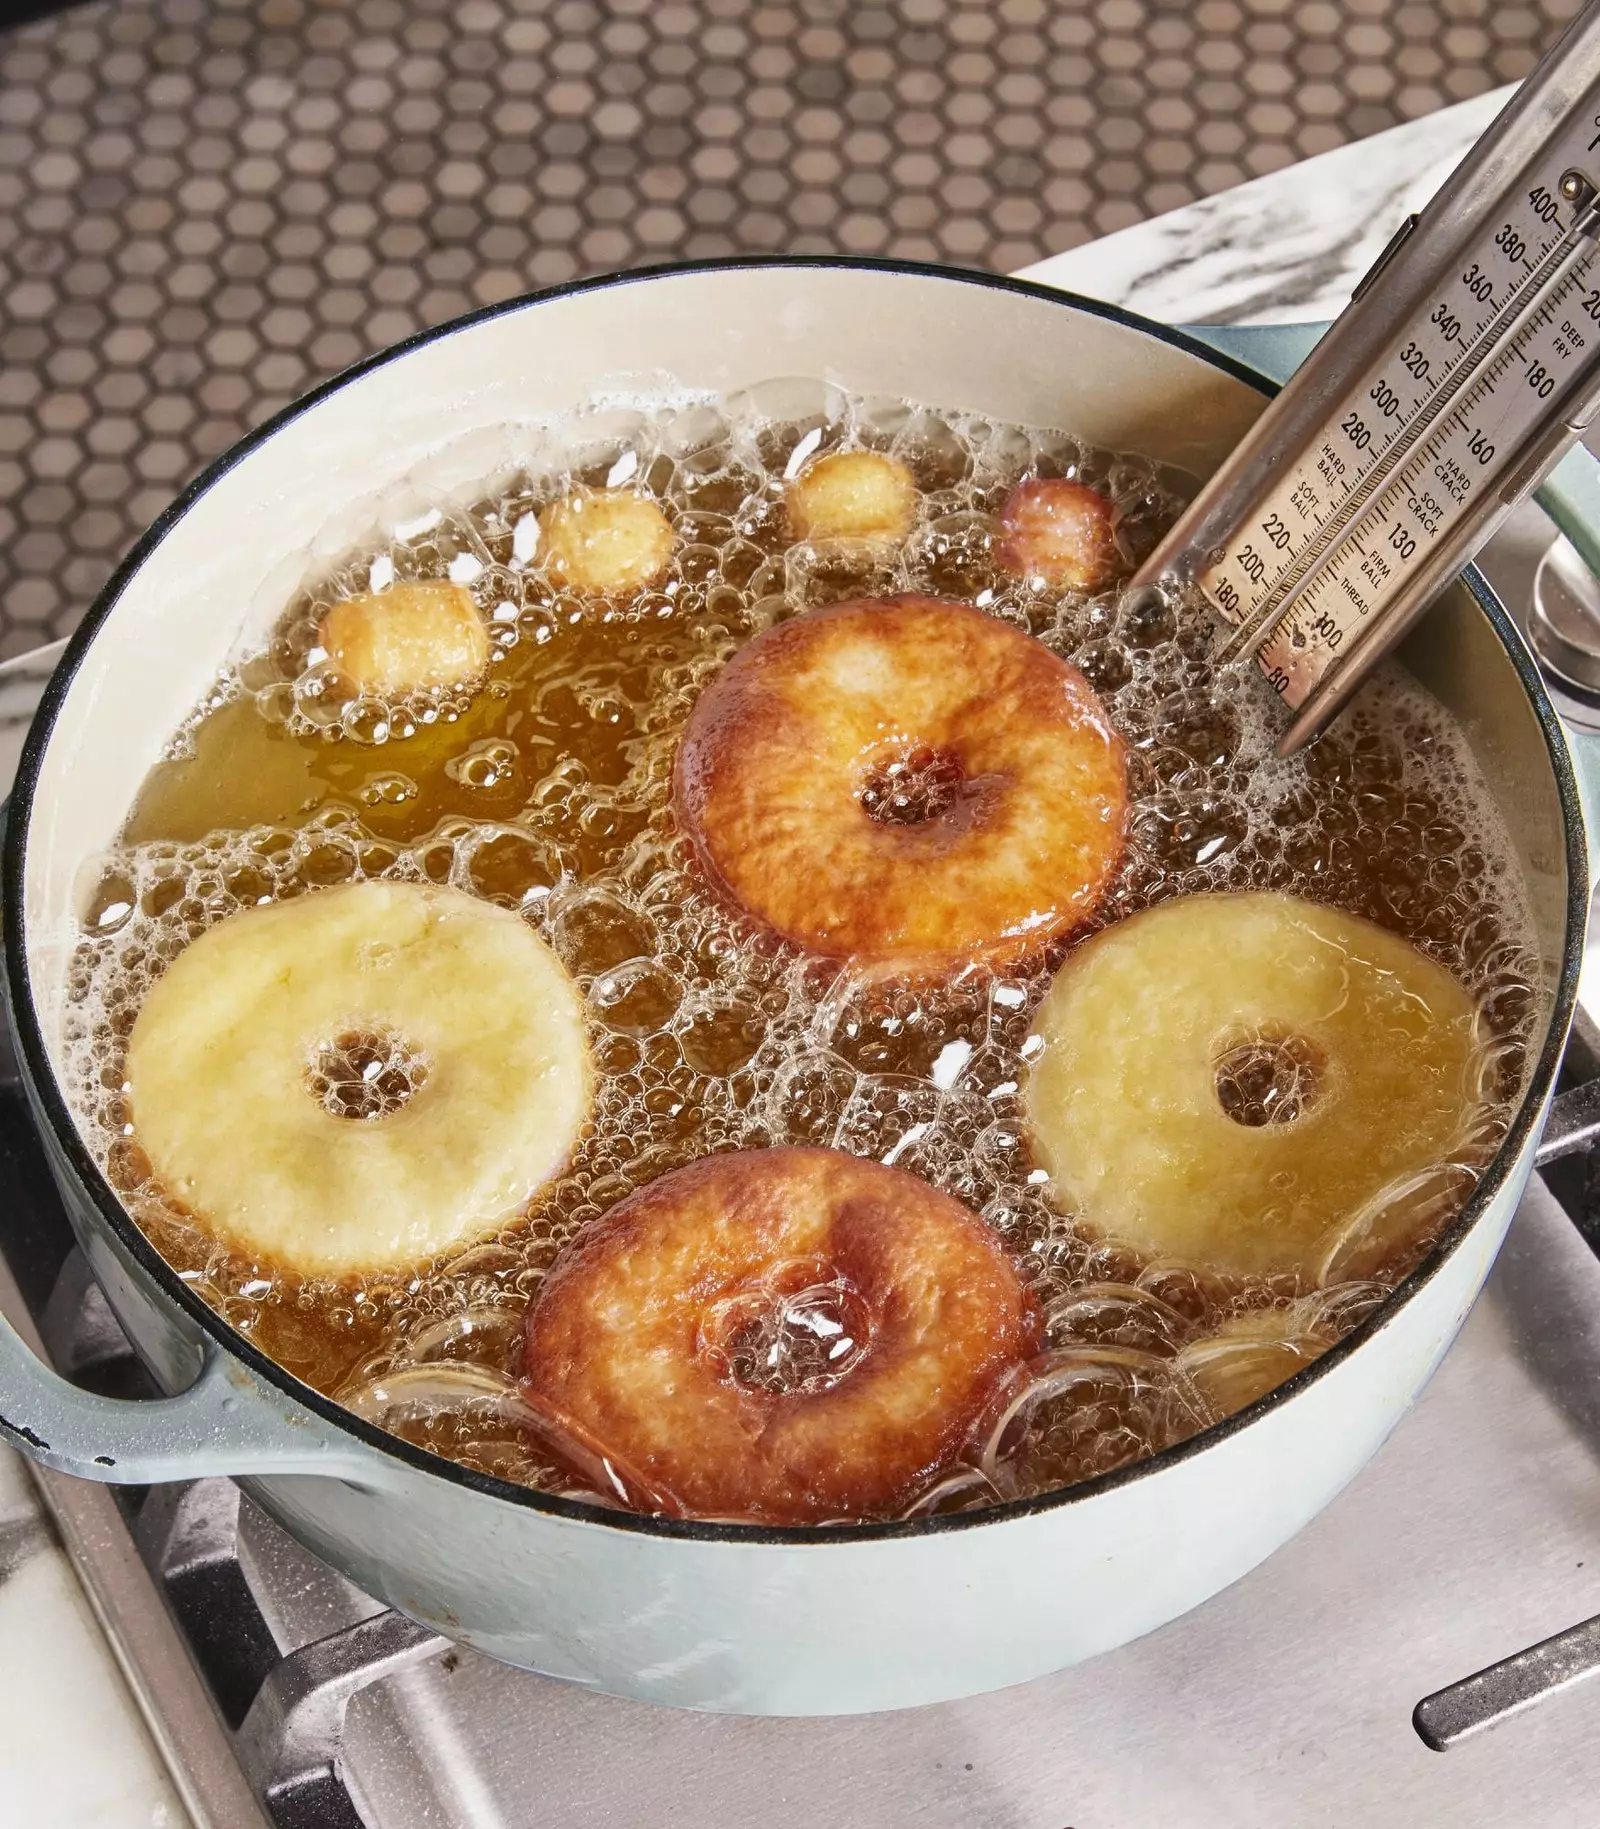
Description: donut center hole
xmin=1212 ymin=1028 xmax=1324 ymax=1128
xmin=859 ymin=745 xmax=965 ymax=826
xmin=306 ymin=1028 xmax=429 ymax=1122
xmin=701 ymin=1264 xmax=872 ymax=1396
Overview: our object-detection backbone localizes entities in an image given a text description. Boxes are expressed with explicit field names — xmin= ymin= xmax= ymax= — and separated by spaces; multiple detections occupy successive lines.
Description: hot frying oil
xmin=66 ymin=384 xmax=1542 ymax=1513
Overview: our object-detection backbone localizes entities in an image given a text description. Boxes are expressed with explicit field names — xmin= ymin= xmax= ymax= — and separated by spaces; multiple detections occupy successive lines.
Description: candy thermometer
xmin=1136 ymin=3 xmax=1600 ymax=754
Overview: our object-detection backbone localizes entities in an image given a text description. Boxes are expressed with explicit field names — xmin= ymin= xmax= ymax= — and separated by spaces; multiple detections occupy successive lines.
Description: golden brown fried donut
xmin=520 ymin=1147 xmax=1038 ymax=1523
xmin=538 ymin=488 xmax=675 ymax=596
xmin=999 ymin=478 xmax=1118 ymax=591
xmin=673 ymin=595 xmax=1127 ymax=979
xmin=320 ymin=581 xmax=490 ymax=696
xmin=786 ymin=449 xmax=917 ymax=543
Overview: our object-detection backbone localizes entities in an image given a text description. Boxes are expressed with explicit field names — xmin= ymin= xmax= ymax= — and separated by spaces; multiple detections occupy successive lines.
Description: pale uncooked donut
xmin=1023 ymin=892 xmax=1483 ymax=1281
xmin=538 ymin=489 xmax=675 ymax=596
xmin=125 ymin=880 xmax=591 ymax=1278
xmin=786 ymin=450 xmax=917 ymax=543
xmin=320 ymin=581 xmax=490 ymax=695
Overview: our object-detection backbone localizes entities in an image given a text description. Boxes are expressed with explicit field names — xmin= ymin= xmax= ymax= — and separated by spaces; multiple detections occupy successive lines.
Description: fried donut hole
xmin=520 ymin=1147 xmax=1038 ymax=1523
xmin=786 ymin=449 xmax=917 ymax=544
xmin=537 ymin=488 xmax=675 ymax=596
xmin=999 ymin=478 xmax=1119 ymax=591
xmin=320 ymin=580 xmax=490 ymax=696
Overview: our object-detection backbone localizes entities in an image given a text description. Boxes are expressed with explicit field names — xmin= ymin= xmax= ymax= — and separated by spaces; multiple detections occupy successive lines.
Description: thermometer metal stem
xmin=1135 ymin=3 xmax=1600 ymax=755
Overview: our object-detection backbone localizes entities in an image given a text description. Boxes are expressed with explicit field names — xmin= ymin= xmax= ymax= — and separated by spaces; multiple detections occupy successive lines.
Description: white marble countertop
xmin=1018 ymin=85 xmax=1509 ymax=324
xmin=0 ymin=1446 xmax=185 ymax=1825
xmin=0 ymin=85 xmax=1521 ymax=1828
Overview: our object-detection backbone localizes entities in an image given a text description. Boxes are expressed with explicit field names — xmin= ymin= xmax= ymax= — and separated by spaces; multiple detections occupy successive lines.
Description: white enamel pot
xmin=0 ymin=260 xmax=1595 ymax=1717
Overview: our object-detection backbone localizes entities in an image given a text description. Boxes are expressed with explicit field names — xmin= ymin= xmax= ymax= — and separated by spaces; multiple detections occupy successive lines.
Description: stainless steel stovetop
xmin=6 ymin=593 xmax=1600 ymax=1827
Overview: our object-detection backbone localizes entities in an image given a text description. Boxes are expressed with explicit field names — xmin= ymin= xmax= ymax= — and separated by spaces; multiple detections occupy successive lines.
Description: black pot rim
xmin=2 ymin=253 xmax=1587 ymax=1547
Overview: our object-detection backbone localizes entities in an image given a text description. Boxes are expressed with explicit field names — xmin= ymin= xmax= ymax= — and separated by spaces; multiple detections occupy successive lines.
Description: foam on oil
xmin=62 ymin=381 xmax=1543 ymax=1513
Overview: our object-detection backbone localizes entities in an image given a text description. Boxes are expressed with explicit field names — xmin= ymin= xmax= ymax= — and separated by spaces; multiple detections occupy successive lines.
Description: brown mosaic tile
xmin=0 ymin=0 xmax=1584 ymax=653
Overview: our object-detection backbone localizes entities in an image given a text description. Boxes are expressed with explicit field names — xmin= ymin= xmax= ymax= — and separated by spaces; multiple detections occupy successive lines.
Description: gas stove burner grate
xmin=3 ymin=1160 xmax=438 ymax=1827
xmin=7 ymin=1009 xmax=1600 ymax=1825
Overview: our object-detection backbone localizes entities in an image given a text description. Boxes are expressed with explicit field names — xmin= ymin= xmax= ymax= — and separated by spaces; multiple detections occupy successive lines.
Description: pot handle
xmin=1561 ymin=717 xmax=1600 ymax=875
xmin=0 ymin=1299 xmax=390 ymax=1487
xmin=0 ymin=773 xmax=394 ymax=1488
xmin=1534 ymin=445 xmax=1600 ymax=858
xmin=1176 ymin=320 xmax=1329 ymax=386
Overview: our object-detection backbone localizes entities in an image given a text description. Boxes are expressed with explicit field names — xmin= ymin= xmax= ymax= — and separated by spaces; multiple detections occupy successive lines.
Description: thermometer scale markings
xmin=1199 ymin=150 xmax=1600 ymax=707
xmin=1261 ymin=255 xmax=1599 ymax=701
xmin=1272 ymin=274 xmax=1594 ymax=695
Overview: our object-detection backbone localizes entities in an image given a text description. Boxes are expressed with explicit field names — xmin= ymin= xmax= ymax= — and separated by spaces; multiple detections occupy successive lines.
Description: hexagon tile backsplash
xmin=0 ymin=0 xmax=1582 ymax=655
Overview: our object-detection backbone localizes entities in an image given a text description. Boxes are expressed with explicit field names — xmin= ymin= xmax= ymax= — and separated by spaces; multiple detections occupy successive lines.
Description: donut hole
xmin=306 ymin=1027 xmax=430 ymax=1123
xmin=998 ymin=478 xmax=1118 ymax=592
xmin=699 ymin=1261 xmax=873 ymax=1396
xmin=319 ymin=581 xmax=489 ymax=697
xmin=858 ymin=745 xmax=966 ymax=827
xmin=786 ymin=449 xmax=917 ymax=544
xmin=1211 ymin=1026 xmax=1325 ymax=1129
xmin=538 ymin=489 xmax=675 ymax=597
